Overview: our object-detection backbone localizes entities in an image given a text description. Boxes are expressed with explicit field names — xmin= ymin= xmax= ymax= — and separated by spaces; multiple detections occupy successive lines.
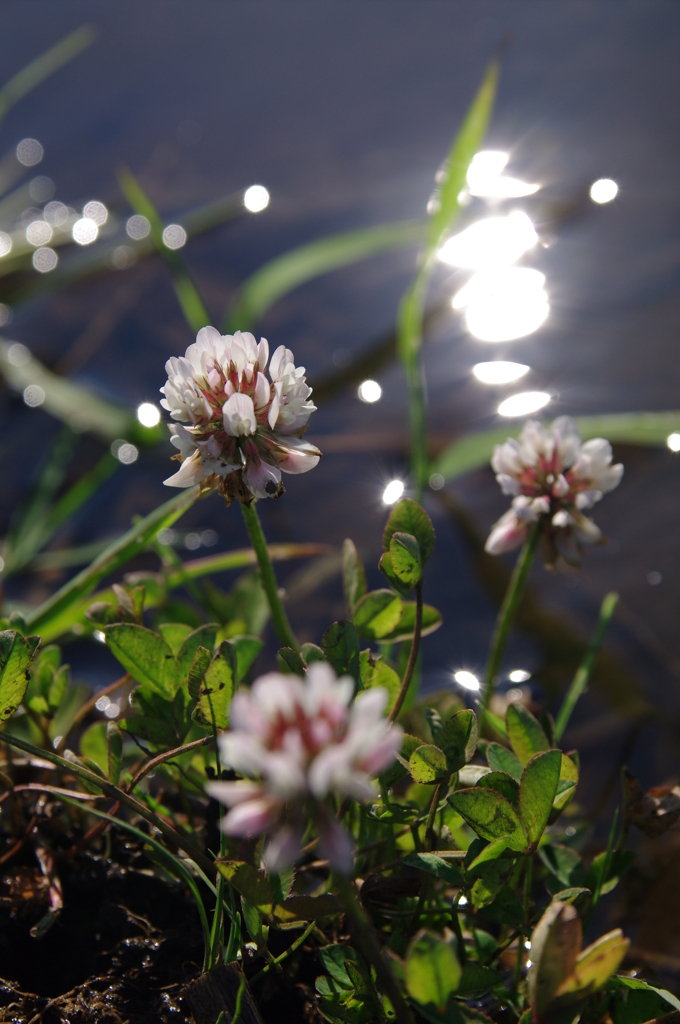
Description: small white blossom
xmin=206 ymin=663 xmax=402 ymax=873
xmin=160 ymin=327 xmax=320 ymax=502
xmin=486 ymin=416 xmax=623 ymax=566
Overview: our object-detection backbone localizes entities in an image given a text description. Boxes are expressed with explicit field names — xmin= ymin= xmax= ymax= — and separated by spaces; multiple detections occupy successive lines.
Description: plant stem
xmin=450 ymin=891 xmax=467 ymax=965
xmin=240 ymin=499 xmax=299 ymax=651
xmin=514 ymin=855 xmax=533 ymax=991
xmin=554 ymin=592 xmax=619 ymax=741
xmin=398 ymin=271 xmax=430 ymax=500
xmin=250 ymin=918 xmax=317 ymax=985
xmin=334 ymin=874 xmax=416 ymax=1024
xmin=482 ymin=524 xmax=542 ymax=712
xmin=425 ymin=783 xmax=443 ymax=852
xmin=588 ymin=806 xmax=619 ymax=925
xmin=388 ymin=580 xmax=423 ymax=723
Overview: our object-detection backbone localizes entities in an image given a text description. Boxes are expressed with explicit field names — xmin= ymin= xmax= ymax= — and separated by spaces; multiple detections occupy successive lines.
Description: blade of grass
xmin=4 ymin=189 xmax=246 ymax=311
xmin=224 ymin=220 xmax=424 ymax=332
xmin=0 ymin=730 xmax=215 ymax=875
xmin=554 ymin=592 xmax=619 ymax=741
xmin=432 ymin=411 xmax=680 ymax=483
xmin=31 ymin=540 xmax=329 ymax=642
xmin=0 ymin=337 xmax=135 ymax=442
xmin=0 ymin=25 xmax=96 ymax=123
xmin=24 ymin=486 xmax=199 ymax=636
xmin=3 ymin=426 xmax=78 ymax=573
xmin=397 ymin=60 xmax=499 ymax=495
xmin=117 ymin=167 xmax=210 ymax=333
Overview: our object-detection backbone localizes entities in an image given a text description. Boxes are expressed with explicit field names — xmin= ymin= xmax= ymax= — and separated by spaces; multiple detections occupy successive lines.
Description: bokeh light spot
xmin=162 ymin=224 xmax=186 ymax=249
xmin=16 ymin=138 xmax=43 ymax=166
xmin=137 ymin=402 xmax=161 ymax=427
xmin=357 ymin=379 xmax=382 ymax=403
xmin=32 ymin=247 xmax=58 ymax=272
xmin=590 ymin=178 xmax=618 ymax=204
xmin=382 ymin=480 xmax=404 ymax=505
xmin=498 ymin=391 xmax=551 ymax=418
xmin=244 ymin=185 xmax=270 ymax=212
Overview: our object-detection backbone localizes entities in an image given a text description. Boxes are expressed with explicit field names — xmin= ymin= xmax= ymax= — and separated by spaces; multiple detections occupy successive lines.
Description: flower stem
xmin=240 ymin=499 xmax=299 ymax=651
xmin=554 ymin=591 xmax=619 ymax=741
xmin=334 ymin=873 xmax=416 ymax=1024
xmin=397 ymin=271 xmax=429 ymax=501
xmin=388 ymin=580 xmax=423 ymax=723
xmin=482 ymin=524 xmax=541 ymax=713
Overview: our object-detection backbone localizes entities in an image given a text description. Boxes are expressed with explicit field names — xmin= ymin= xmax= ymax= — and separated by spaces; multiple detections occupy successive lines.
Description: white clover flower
xmin=160 ymin=327 xmax=320 ymax=502
xmin=486 ymin=416 xmax=623 ymax=567
xmin=206 ymin=663 xmax=402 ymax=873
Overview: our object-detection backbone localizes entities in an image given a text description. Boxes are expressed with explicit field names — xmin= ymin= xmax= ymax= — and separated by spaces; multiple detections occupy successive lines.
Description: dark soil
xmin=0 ymin=843 xmax=321 ymax=1024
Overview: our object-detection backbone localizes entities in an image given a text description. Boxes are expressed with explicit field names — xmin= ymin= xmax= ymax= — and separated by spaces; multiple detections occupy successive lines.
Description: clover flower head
xmin=206 ymin=662 xmax=402 ymax=873
xmin=486 ymin=416 xmax=623 ymax=567
xmin=160 ymin=326 xmax=320 ymax=502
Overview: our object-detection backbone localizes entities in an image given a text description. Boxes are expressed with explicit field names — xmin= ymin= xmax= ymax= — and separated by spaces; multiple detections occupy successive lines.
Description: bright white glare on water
xmin=16 ymin=138 xmax=43 ymax=166
xmin=26 ymin=220 xmax=52 ymax=246
xmin=244 ymin=185 xmax=270 ymax=212
xmin=498 ymin=391 xmax=551 ymax=418
xmin=358 ymin=379 xmax=382 ymax=403
xmin=126 ymin=214 xmax=150 ymax=240
xmin=137 ymin=402 xmax=161 ymax=427
xmin=83 ymin=201 xmax=108 ymax=225
xmin=590 ymin=178 xmax=618 ymax=204
xmin=72 ymin=218 xmax=98 ymax=245
xmin=667 ymin=433 xmax=680 ymax=452
xmin=23 ymin=384 xmax=45 ymax=407
xmin=32 ymin=247 xmax=58 ymax=272
xmin=44 ymin=201 xmax=69 ymax=227
xmin=93 ymin=630 xmax=106 ymax=644
xmin=438 ymin=211 xmax=537 ymax=270
xmin=466 ymin=151 xmax=539 ymax=199
xmin=0 ymin=233 xmax=12 ymax=257
xmin=383 ymin=479 xmax=404 ymax=505
xmin=509 ymin=669 xmax=531 ymax=683
xmin=163 ymin=224 xmax=187 ymax=249
xmin=454 ymin=670 xmax=480 ymax=692
xmin=473 ymin=361 xmax=530 ymax=385
xmin=454 ymin=268 xmax=549 ymax=342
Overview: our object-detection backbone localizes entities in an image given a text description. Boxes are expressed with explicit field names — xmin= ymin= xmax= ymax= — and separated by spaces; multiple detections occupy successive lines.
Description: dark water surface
xmin=2 ymin=0 xmax=680 ymax=953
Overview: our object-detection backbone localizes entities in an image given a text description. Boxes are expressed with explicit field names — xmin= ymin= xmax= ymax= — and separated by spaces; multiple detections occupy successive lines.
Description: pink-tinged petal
xmin=359 ymin=726 xmax=403 ymax=775
xmin=268 ymin=383 xmax=281 ymax=429
xmin=318 ymin=819 xmax=355 ymax=875
xmin=253 ymin=371 xmax=270 ymax=410
xmin=223 ymin=393 xmax=256 ymax=436
xmin=278 ymin=438 xmax=321 ymax=475
xmin=206 ymin=780 xmax=263 ymax=807
xmin=220 ymin=798 xmax=279 ymax=837
xmin=485 ymin=512 xmax=527 ymax=555
xmin=552 ymin=474 xmax=570 ymax=498
xmin=262 ymin=825 xmax=303 ymax=872
xmin=257 ymin=338 xmax=269 ymax=371
xmin=244 ymin=459 xmax=281 ymax=499
xmin=269 ymin=345 xmax=287 ymax=381
xmin=163 ymin=453 xmax=206 ymax=488
xmin=352 ymin=687 xmax=388 ymax=721
xmin=195 ymin=325 xmax=223 ymax=349
xmin=230 ymin=337 xmax=247 ymax=374
xmin=496 ymin=474 xmax=521 ymax=496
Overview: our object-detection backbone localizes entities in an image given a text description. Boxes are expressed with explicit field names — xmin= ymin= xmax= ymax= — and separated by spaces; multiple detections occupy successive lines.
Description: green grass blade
xmin=25 ymin=487 xmax=199 ymax=636
xmin=554 ymin=592 xmax=619 ymax=741
xmin=3 ymin=426 xmax=78 ymax=574
xmin=3 ymin=189 xmax=246 ymax=311
xmin=224 ymin=220 xmax=424 ymax=332
xmin=426 ymin=60 xmax=499 ymax=254
xmin=0 ymin=337 xmax=134 ymax=441
xmin=117 ymin=167 xmax=210 ymax=333
xmin=0 ymin=25 xmax=96 ymax=122
xmin=432 ymin=411 xmax=680 ymax=483
xmin=34 ymin=541 xmax=329 ymax=643
xmin=398 ymin=60 xmax=498 ymax=495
